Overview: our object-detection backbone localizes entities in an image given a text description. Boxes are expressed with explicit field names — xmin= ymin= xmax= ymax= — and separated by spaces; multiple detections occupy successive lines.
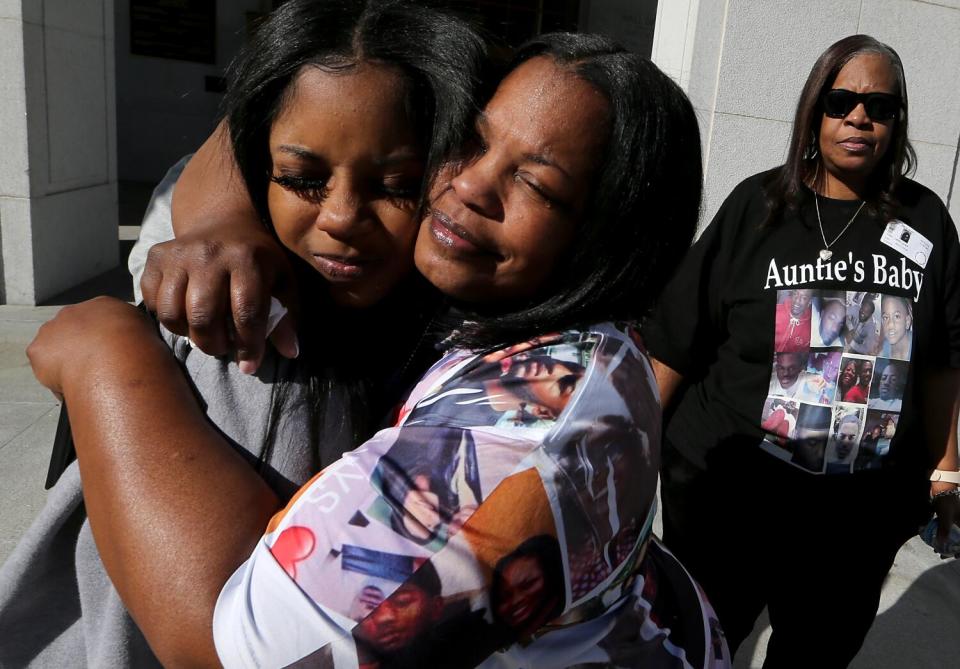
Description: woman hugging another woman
xmin=17 ymin=1 xmax=730 ymax=668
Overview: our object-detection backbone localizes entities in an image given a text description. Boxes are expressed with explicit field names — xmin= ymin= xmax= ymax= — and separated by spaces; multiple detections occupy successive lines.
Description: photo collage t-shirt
xmin=644 ymin=170 xmax=960 ymax=476
xmin=213 ymin=324 xmax=728 ymax=669
xmin=763 ymin=287 xmax=913 ymax=473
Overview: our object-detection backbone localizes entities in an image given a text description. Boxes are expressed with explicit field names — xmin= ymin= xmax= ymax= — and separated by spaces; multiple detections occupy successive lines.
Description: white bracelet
xmin=930 ymin=469 xmax=960 ymax=485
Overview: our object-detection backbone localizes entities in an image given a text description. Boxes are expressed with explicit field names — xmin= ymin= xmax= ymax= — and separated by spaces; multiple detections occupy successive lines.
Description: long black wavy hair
xmin=213 ymin=0 xmax=485 ymax=481
xmin=764 ymin=34 xmax=916 ymax=226
xmin=449 ymin=32 xmax=703 ymax=349
xmin=223 ymin=0 xmax=486 ymax=221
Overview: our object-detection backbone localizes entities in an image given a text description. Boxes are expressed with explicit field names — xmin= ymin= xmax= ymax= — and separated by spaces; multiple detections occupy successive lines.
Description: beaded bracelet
xmin=931 ymin=488 xmax=960 ymax=502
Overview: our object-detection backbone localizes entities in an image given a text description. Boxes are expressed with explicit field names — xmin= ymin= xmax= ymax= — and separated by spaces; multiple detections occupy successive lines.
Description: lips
xmin=428 ymin=209 xmax=499 ymax=257
xmin=310 ymin=253 xmax=369 ymax=281
xmin=837 ymin=136 xmax=874 ymax=153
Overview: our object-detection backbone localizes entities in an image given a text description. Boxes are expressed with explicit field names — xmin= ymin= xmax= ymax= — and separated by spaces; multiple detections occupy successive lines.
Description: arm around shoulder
xmin=28 ymin=297 xmax=280 ymax=667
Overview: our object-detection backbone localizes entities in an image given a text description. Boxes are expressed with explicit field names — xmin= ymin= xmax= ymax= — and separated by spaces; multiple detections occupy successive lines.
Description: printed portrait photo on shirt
xmin=351 ymin=468 xmax=565 ymax=669
xmin=761 ymin=398 xmax=800 ymax=444
xmin=810 ymin=290 xmax=847 ymax=348
xmin=869 ymin=358 xmax=908 ymax=411
xmin=797 ymin=349 xmax=842 ymax=404
xmin=836 ymin=354 xmax=874 ymax=405
xmin=843 ymin=291 xmax=881 ymax=355
xmin=790 ymin=404 xmax=832 ymax=472
xmin=823 ymin=405 xmax=866 ymax=474
xmin=879 ymin=293 xmax=914 ymax=360
xmin=405 ymin=337 xmax=598 ymax=431
xmin=768 ymin=350 xmax=811 ymax=399
xmin=854 ymin=411 xmax=899 ymax=471
xmin=774 ymin=288 xmax=814 ymax=352
xmin=367 ymin=426 xmax=484 ymax=551
xmin=547 ymin=414 xmax=652 ymax=604
xmin=540 ymin=335 xmax=659 ymax=606
xmin=760 ymin=402 xmax=832 ymax=472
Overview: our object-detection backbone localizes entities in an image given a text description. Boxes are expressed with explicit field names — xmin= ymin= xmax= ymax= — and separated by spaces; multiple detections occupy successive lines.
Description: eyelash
xmin=271 ymin=174 xmax=420 ymax=205
xmin=468 ymin=125 xmax=566 ymax=211
xmin=271 ymin=174 xmax=329 ymax=203
xmin=515 ymin=173 xmax=554 ymax=206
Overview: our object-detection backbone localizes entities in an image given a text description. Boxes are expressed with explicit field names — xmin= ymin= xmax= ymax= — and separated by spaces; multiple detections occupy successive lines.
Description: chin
xmin=328 ymin=286 xmax=385 ymax=309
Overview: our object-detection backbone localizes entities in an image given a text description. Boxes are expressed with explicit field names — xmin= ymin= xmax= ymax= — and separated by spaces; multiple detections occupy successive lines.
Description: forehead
xmin=484 ymin=56 xmax=610 ymax=166
xmin=503 ymin=554 xmax=541 ymax=576
xmin=271 ymin=64 xmax=417 ymax=151
xmin=832 ymin=53 xmax=898 ymax=94
xmin=777 ymin=353 xmax=803 ymax=365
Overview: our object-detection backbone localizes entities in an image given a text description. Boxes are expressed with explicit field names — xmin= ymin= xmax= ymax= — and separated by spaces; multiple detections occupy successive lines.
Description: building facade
xmin=1 ymin=0 xmax=958 ymax=303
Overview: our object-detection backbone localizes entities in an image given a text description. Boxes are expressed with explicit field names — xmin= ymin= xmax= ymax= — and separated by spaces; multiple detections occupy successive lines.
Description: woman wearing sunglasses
xmin=646 ymin=34 xmax=960 ymax=666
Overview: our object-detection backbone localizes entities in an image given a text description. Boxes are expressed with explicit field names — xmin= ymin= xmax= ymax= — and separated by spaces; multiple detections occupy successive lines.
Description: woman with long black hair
xmin=647 ymin=34 xmax=960 ymax=667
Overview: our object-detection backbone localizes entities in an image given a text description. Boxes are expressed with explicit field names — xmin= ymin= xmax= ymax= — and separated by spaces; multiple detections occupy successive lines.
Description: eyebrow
xmin=476 ymin=113 xmax=572 ymax=180
xmin=275 ymin=144 xmax=318 ymax=160
xmin=274 ymin=144 xmax=421 ymax=166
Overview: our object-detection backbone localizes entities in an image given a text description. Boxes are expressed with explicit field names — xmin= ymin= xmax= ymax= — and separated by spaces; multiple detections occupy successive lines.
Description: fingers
xmin=139 ymin=233 xmax=300 ymax=371
xmin=230 ymin=267 xmax=270 ymax=374
xmin=268 ymin=313 xmax=299 ymax=360
xmin=185 ymin=275 xmax=232 ymax=357
xmin=143 ymin=246 xmax=186 ymax=336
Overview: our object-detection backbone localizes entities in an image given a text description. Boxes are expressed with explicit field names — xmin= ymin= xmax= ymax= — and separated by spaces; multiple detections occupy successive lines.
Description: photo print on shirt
xmin=854 ymin=410 xmax=899 ymax=472
xmin=762 ymin=289 xmax=912 ymax=474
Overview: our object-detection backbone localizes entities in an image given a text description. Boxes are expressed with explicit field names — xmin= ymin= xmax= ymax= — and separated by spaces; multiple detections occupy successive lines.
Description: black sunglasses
xmin=821 ymin=89 xmax=901 ymax=121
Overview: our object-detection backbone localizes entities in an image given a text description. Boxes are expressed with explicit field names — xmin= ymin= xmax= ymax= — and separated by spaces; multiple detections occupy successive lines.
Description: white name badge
xmin=880 ymin=219 xmax=932 ymax=269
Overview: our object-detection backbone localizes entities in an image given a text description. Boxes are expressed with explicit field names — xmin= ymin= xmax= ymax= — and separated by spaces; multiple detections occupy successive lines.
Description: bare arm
xmin=28 ymin=298 xmax=280 ymax=667
xmin=651 ymin=357 xmax=684 ymax=410
xmin=171 ymin=121 xmax=257 ymax=236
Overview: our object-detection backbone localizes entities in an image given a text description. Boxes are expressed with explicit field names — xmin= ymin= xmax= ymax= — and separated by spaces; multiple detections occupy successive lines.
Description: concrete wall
xmin=0 ymin=0 xmax=118 ymax=304
xmin=114 ymin=0 xmax=269 ymax=184
xmin=653 ymin=0 xmax=960 ymax=231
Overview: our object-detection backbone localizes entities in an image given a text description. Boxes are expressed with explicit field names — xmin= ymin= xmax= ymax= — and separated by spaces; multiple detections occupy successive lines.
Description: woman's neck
xmin=814 ymin=164 xmax=866 ymax=201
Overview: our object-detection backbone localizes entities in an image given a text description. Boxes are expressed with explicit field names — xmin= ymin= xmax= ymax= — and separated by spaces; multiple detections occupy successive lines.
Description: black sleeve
xmin=937 ymin=208 xmax=960 ymax=368
xmin=642 ymin=182 xmax=749 ymax=377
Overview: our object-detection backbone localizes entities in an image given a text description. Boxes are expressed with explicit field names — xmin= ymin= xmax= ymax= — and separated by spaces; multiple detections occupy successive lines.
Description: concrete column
xmin=0 ymin=0 xmax=117 ymax=305
xmin=653 ymin=0 xmax=960 ymax=230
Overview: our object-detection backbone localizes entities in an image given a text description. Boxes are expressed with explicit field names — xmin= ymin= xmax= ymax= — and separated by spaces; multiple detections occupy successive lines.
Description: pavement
xmin=0 ymin=228 xmax=957 ymax=667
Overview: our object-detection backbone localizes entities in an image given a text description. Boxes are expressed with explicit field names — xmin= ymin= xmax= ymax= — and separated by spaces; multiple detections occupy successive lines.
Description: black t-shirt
xmin=644 ymin=168 xmax=960 ymax=476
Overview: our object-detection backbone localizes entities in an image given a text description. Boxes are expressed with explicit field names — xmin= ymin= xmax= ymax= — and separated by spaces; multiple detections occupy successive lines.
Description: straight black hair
xmin=450 ymin=32 xmax=703 ymax=349
xmin=765 ymin=34 xmax=915 ymax=226
xmin=217 ymin=0 xmax=485 ymax=475
xmin=223 ymin=0 xmax=485 ymax=221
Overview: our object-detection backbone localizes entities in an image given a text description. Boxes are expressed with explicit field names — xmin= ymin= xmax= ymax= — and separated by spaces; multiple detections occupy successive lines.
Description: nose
xmin=315 ymin=177 xmax=366 ymax=239
xmin=372 ymin=602 xmax=396 ymax=624
xmin=844 ymin=102 xmax=872 ymax=127
xmin=450 ymin=153 xmax=504 ymax=221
